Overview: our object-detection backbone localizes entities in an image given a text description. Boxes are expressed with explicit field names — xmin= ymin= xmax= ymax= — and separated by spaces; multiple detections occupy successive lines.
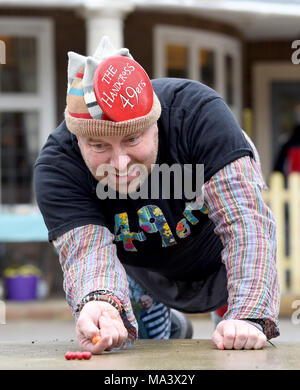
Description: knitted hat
xmin=65 ymin=36 xmax=161 ymax=137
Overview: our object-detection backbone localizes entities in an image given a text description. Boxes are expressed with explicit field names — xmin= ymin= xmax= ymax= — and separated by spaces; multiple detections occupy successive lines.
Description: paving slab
xmin=0 ymin=338 xmax=299 ymax=370
xmin=1 ymin=314 xmax=299 ymax=371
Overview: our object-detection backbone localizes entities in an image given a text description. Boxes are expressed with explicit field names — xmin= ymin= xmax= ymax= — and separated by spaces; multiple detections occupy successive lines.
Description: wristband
xmin=76 ymin=290 xmax=122 ymax=313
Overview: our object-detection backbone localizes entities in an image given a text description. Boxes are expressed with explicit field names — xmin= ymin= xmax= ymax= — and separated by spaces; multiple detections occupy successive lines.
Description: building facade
xmin=0 ymin=0 xmax=299 ymax=295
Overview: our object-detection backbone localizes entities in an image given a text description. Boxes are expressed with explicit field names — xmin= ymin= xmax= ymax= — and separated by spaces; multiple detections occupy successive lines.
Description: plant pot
xmin=5 ymin=275 xmax=39 ymax=301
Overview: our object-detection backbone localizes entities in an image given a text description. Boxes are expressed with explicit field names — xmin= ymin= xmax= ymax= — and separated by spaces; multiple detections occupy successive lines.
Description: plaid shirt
xmin=53 ymin=155 xmax=280 ymax=345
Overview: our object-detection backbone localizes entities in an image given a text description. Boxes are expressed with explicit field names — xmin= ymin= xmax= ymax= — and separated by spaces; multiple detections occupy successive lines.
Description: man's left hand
xmin=212 ymin=319 xmax=267 ymax=350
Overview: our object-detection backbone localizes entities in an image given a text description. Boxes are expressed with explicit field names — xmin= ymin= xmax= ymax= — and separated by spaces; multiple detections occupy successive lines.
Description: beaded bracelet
xmin=76 ymin=291 xmax=122 ymax=313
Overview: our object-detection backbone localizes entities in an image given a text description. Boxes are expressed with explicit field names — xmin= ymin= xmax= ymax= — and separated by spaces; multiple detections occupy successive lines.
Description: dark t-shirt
xmin=34 ymin=78 xmax=253 ymax=310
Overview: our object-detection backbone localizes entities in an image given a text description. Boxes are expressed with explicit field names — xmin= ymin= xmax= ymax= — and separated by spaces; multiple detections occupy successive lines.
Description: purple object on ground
xmin=5 ymin=275 xmax=38 ymax=301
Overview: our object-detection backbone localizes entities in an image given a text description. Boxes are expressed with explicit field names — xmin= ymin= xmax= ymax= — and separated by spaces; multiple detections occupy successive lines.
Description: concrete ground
xmin=0 ymin=313 xmax=299 ymax=370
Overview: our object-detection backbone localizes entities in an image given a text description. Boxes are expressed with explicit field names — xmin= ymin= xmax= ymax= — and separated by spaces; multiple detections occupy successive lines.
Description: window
xmin=1 ymin=111 xmax=39 ymax=204
xmin=154 ymin=26 xmax=242 ymax=122
xmin=0 ymin=18 xmax=55 ymax=207
xmin=199 ymin=48 xmax=215 ymax=89
xmin=225 ymin=54 xmax=234 ymax=106
xmin=0 ymin=36 xmax=37 ymax=93
xmin=166 ymin=44 xmax=188 ymax=79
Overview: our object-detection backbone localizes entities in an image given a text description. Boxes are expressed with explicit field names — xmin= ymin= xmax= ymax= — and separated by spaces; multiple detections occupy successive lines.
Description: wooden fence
xmin=263 ymin=172 xmax=300 ymax=295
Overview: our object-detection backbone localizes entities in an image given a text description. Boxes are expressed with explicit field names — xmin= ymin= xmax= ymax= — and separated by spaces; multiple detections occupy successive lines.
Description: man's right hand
xmin=75 ymin=300 xmax=128 ymax=354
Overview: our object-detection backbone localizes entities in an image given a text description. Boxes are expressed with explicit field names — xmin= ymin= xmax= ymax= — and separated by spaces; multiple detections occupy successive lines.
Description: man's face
xmin=139 ymin=295 xmax=153 ymax=309
xmin=77 ymin=123 xmax=159 ymax=194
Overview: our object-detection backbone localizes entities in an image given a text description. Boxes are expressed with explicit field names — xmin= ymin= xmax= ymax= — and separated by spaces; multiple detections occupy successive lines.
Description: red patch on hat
xmin=94 ymin=55 xmax=153 ymax=122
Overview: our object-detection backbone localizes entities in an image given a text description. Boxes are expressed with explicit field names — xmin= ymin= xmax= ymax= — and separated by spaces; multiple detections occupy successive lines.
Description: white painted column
xmin=81 ymin=1 xmax=135 ymax=55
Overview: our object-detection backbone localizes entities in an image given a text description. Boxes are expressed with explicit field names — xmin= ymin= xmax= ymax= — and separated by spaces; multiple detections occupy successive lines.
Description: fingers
xmin=98 ymin=311 xmax=128 ymax=351
xmin=212 ymin=319 xmax=267 ymax=350
xmin=111 ymin=314 xmax=129 ymax=348
xmin=223 ymin=320 xmax=243 ymax=349
xmin=252 ymin=331 xmax=267 ymax=350
xmin=212 ymin=329 xmax=224 ymax=350
xmin=75 ymin=315 xmax=103 ymax=354
xmin=76 ymin=315 xmax=100 ymax=340
xmin=76 ymin=309 xmax=128 ymax=355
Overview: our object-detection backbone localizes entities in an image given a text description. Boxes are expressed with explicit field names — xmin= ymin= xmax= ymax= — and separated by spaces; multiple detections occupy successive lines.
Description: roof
xmin=0 ymin=0 xmax=300 ymax=39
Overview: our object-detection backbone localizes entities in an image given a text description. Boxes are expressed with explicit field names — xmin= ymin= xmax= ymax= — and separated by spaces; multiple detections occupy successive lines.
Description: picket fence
xmin=263 ymin=172 xmax=300 ymax=295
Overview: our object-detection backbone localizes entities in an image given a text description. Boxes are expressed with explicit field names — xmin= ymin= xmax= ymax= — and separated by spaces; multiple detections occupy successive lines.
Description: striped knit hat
xmin=65 ymin=36 xmax=161 ymax=137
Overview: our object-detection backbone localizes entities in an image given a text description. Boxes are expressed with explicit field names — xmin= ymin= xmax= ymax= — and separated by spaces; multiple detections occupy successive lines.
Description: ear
xmin=76 ymin=134 xmax=82 ymax=147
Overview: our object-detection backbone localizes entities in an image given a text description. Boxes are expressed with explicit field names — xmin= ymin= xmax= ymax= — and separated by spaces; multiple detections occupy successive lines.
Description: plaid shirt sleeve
xmin=52 ymin=224 xmax=138 ymax=348
xmin=203 ymin=155 xmax=280 ymax=339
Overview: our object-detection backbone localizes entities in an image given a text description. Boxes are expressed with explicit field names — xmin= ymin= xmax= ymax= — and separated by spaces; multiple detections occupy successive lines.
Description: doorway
xmin=253 ymin=62 xmax=300 ymax=181
xmin=271 ymin=81 xmax=300 ymax=171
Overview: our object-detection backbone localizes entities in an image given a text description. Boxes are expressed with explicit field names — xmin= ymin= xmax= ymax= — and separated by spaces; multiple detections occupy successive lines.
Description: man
xmin=139 ymin=294 xmax=171 ymax=339
xmin=34 ymin=37 xmax=280 ymax=354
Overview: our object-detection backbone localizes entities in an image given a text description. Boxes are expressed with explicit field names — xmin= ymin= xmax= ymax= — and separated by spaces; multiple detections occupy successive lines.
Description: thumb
xmin=76 ymin=314 xmax=100 ymax=340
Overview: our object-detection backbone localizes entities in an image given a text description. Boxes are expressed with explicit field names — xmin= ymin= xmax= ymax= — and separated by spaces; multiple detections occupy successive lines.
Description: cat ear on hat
xmin=93 ymin=36 xmax=115 ymax=60
xmin=67 ymin=36 xmax=133 ymax=94
xmin=82 ymin=56 xmax=104 ymax=120
xmin=92 ymin=35 xmax=133 ymax=61
xmin=67 ymin=51 xmax=86 ymax=93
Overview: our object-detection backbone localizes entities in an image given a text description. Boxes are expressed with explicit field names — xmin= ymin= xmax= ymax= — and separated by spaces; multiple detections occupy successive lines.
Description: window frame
xmin=153 ymin=25 xmax=242 ymax=122
xmin=0 ymin=17 xmax=56 ymax=208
